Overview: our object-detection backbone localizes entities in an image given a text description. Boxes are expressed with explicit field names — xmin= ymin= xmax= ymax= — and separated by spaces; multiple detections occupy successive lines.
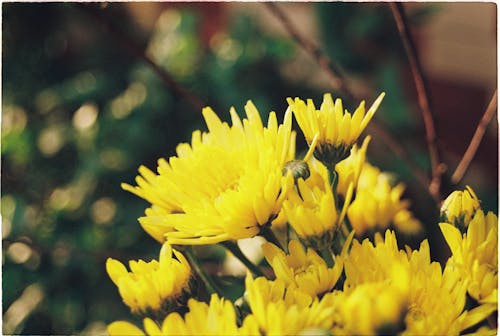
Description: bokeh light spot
xmin=91 ymin=197 xmax=117 ymax=225
xmin=7 ymin=242 xmax=33 ymax=264
xmin=2 ymin=105 xmax=27 ymax=134
xmin=210 ymin=33 xmax=243 ymax=63
xmin=110 ymin=82 xmax=147 ymax=119
xmin=3 ymin=283 xmax=44 ymax=334
xmin=49 ymin=188 xmax=71 ymax=211
xmin=37 ymin=126 xmax=65 ymax=157
xmin=73 ymin=102 xmax=99 ymax=130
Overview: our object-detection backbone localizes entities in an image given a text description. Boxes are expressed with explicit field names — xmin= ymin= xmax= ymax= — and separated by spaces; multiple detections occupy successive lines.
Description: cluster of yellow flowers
xmin=106 ymin=93 xmax=497 ymax=335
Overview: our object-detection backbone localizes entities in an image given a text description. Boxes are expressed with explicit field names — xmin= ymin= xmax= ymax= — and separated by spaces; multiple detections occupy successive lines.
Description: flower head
xmin=343 ymin=230 xmax=494 ymax=335
xmin=123 ymin=102 xmax=295 ymax=245
xmin=106 ymin=243 xmax=192 ymax=317
xmin=287 ymin=92 xmax=384 ymax=165
xmin=108 ymin=294 xmax=257 ymax=335
xmin=441 ymin=185 xmax=481 ymax=229
xmin=334 ymin=280 xmax=408 ymax=335
xmin=243 ymin=274 xmax=337 ymax=334
xmin=262 ymin=235 xmax=353 ymax=297
xmin=440 ymin=210 xmax=498 ymax=305
xmin=283 ymin=159 xmax=353 ymax=249
xmin=347 ymin=162 xmax=422 ymax=235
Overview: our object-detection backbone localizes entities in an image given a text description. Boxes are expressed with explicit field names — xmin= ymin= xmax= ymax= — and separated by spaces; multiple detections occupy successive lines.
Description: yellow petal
xmin=107 ymin=321 xmax=145 ymax=336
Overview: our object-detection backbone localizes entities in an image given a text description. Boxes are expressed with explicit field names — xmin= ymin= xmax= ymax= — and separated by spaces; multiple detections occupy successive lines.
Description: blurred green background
xmin=2 ymin=2 xmax=497 ymax=334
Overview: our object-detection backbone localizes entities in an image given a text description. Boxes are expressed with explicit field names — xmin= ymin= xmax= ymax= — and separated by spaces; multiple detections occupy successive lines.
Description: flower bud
xmin=282 ymin=160 xmax=310 ymax=181
xmin=440 ymin=186 xmax=480 ymax=229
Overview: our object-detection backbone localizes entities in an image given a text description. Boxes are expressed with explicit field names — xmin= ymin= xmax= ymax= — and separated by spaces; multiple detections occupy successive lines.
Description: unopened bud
xmin=441 ymin=186 xmax=480 ymax=229
xmin=282 ymin=160 xmax=310 ymax=181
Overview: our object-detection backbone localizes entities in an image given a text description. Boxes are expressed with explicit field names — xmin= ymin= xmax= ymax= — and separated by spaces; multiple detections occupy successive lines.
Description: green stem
xmin=327 ymin=164 xmax=339 ymax=204
xmin=221 ymin=241 xmax=265 ymax=277
xmin=340 ymin=224 xmax=349 ymax=240
xmin=261 ymin=226 xmax=285 ymax=251
xmin=331 ymin=228 xmax=347 ymax=256
xmin=320 ymin=247 xmax=334 ymax=268
xmin=184 ymin=247 xmax=222 ymax=297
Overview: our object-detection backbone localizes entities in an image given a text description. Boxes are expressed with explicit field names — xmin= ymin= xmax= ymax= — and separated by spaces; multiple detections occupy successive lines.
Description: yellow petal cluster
xmin=243 ymin=274 xmax=337 ymax=334
xmin=108 ymin=94 xmax=498 ymax=335
xmin=440 ymin=209 xmax=498 ymax=305
xmin=334 ymin=280 xmax=408 ymax=335
xmin=262 ymin=235 xmax=353 ymax=297
xmin=108 ymin=294 xmax=257 ymax=335
xmin=347 ymin=162 xmax=422 ymax=235
xmin=287 ymin=92 xmax=384 ymax=164
xmin=440 ymin=185 xmax=481 ymax=228
xmin=283 ymin=159 xmax=353 ymax=249
xmin=122 ymin=102 xmax=295 ymax=245
xmin=106 ymin=243 xmax=191 ymax=316
xmin=342 ymin=230 xmax=494 ymax=335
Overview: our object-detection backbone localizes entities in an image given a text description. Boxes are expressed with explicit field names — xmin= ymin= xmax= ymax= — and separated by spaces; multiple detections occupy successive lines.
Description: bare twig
xmin=265 ymin=2 xmax=355 ymax=101
xmin=389 ymin=2 xmax=443 ymax=200
xmin=265 ymin=2 xmax=430 ymax=187
xmin=75 ymin=3 xmax=206 ymax=111
xmin=451 ymin=90 xmax=498 ymax=184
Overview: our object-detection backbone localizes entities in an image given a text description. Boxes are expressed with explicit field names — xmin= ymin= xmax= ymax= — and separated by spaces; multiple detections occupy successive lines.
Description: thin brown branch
xmin=264 ymin=2 xmax=355 ymax=101
xmin=451 ymin=90 xmax=498 ymax=184
xmin=265 ymin=2 xmax=430 ymax=187
xmin=389 ymin=2 xmax=443 ymax=201
xmin=75 ymin=3 xmax=206 ymax=112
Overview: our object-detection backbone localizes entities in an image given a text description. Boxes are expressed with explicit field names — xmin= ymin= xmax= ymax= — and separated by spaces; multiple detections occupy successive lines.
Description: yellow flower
xmin=287 ymin=92 xmax=384 ymax=165
xmin=343 ymin=230 xmax=495 ymax=335
xmin=347 ymin=162 xmax=422 ymax=235
xmin=108 ymin=294 xmax=257 ymax=335
xmin=335 ymin=136 xmax=370 ymax=196
xmin=344 ymin=230 xmax=409 ymax=286
xmin=122 ymin=101 xmax=295 ymax=245
xmin=440 ymin=210 xmax=498 ymax=305
xmin=441 ymin=185 xmax=481 ymax=229
xmin=262 ymin=235 xmax=353 ymax=297
xmin=244 ymin=274 xmax=337 ymax=334
xmin=334 ymin=280 xmax=408 ymax=335
xmin=283 ymin=159 xmax=353 ymax=249
xmin=106 ymin=243 xmax=191 ymax=316
xmin=404 ymin=239 xmax=495 ymax=335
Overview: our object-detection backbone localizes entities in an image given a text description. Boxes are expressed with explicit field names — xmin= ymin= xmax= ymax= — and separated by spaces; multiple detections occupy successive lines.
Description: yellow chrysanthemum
xmin=347 ymin=162 xmax=422 ymax=235
xmin=440 ymin=209 xmax=498 ymax=305
xmin=344 ymin=230 xmax=409 ymax=286
xmin=404 ymin=239 xmax=495 ymax=335
xmin=122 ymin=101 xmax=295 ymax=245
xmin=440 ymin=185 xmax=481 ymax=229
xmin=106 ymin=243 xmax=191 ymax=316
xmin=243 ymin=274 xmax=337 ymax=334
xmin=343 ymin=230 xmax=495 ymax=335
xmin=333 ymin=280 xmax=409 ymax=335
xmin=108 ymin=294 xmax=258 ymax=335
xmin=283 ymin=159 xmax=353 ymax=249
xmin=335 ymin=136 xmax=370 ymax=196
xmin=262 ymin=234 xmax=353 ymax=297
xmin=287 ymin=92 xmax=384 ymax=165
